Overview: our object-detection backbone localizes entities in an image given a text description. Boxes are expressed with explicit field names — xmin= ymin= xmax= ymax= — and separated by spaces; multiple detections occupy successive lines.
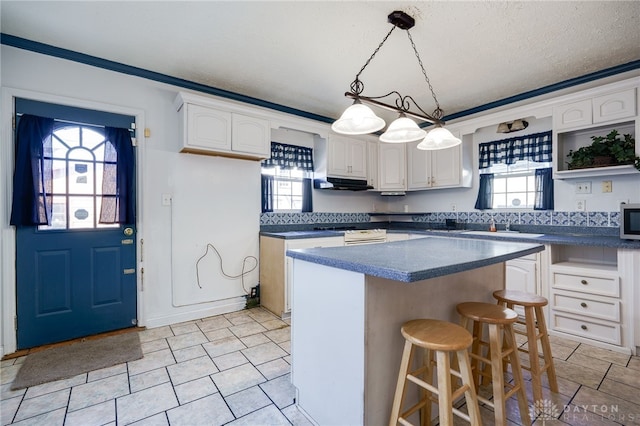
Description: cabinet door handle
xmin=580 ymin=279 xmax=588 ymax=285
xmin=581 ymin=325 xmax=588 ymax=330
xmin=580 ymin=302 xmax=588 ymax=308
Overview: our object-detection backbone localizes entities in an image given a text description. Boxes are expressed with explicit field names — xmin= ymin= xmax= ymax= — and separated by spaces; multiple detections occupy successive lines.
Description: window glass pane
xmin=38 ymin=195 xmax=67 ymax=230
xmin=68 ymin=196 xmax=95 ymax=229
xmin=82 ymin=128 xmax=105 ymax=150
xmin=508 ymin=176 xmax=528 ymax=192
xmin=51 ymin=138 xmax=68 ymax=159
xmin=507 ymin=192 xmax=528 ymax=208
xmin=69 ymin=161 xmax=94 ymax=194
xmin=493 ymin=178 xmax=506 ymax=193
xmin=51 ymin=159 xmax=67 ymax=193
xmin=67 ymin=147 xmax=93 ymax=161
xmin=492 ymin=193 xmax=507 ymax=209
xmin=54 ymin=126 xmax=80 ymax=148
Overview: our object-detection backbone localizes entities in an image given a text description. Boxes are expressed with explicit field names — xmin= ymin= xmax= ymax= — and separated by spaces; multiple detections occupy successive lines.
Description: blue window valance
xmin=478 ymin=131 xmax=552 ymax=169
xmin=262 ymin=142 xmax=314 ymax=172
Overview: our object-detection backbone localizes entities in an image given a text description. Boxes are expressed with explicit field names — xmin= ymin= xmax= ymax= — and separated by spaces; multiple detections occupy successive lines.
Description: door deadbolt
xmin=123 ymin=227 xmax=134 ymax=236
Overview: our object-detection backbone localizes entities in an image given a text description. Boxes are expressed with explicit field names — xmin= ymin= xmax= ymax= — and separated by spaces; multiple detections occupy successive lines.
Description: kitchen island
xmin=287 ymin=236 xmax=544 ymax=425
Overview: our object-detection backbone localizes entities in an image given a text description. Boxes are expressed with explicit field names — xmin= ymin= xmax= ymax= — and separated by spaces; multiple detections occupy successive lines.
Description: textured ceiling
xmin=2 ymin=1 xmax=640 ymax=124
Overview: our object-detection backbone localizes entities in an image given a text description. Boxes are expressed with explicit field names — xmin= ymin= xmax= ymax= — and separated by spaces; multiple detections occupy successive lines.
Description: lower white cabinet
xmin=260 ymin=236 xmax=343 ymax=317
xmin=506 ymin=253 xmax=538 ymax=316
xmin=547 ymin=245 xmax=632 ymax=351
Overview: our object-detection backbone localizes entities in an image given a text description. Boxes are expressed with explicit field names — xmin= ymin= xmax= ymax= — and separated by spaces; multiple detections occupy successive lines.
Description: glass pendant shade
xmin=331 ymin=102 xmax=386 ymax=135
xmin=496 ymin=122 xmax=510 ymax=133
xmin=417 ymin=126 xmax=462 ymax=150
xmin=379 ymin=115 xmax=426 ymax=143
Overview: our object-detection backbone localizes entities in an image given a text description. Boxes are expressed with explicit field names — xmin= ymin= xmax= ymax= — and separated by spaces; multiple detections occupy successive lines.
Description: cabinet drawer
xmin=551 ymin=291 xmax=620 ymax=322
xmin=552 ymin=313 xmax=620 ymax=345
xmin=551 ymin=271 xmax=619 ymax=297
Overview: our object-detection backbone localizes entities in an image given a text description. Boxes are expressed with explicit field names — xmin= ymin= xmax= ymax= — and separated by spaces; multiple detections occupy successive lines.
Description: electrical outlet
xmin=576 ymin=199 xmax=586 ymax=211
xmin=161 ymin=193 xmax=172 ymax=206
xmin=575 ymin=182 xmax=592 ymax=194
xmin=450 ymin=203 xmax=457 ymax=212
xmin=602 ymin=180 xmax=612 ymax=193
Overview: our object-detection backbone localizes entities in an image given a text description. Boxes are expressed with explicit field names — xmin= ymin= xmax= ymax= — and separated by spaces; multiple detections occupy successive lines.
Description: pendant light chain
xmin=406 ymin=29 xmax=443 ymax=120
xmin=350 ymin=26 xmax=397 ymax=95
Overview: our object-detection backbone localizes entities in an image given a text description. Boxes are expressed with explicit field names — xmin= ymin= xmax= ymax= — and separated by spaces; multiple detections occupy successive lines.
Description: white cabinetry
xmin=554 ymin=89 xmax=636 ymax=131
xmin=506 ymin=252 xmax=539 ymax=316
xmin=378 ymin=143 xmax=406 ymax=191
xmin=552 ymin=87 xmax=638 ymax=179
xmin=327 ymin=135 xmax=367 ymax=179
xmin=260 ymin=236 xmax=343 ymax=318
xmin=547 ymin=245 xmax=632 ymax=351
xmin=232 ymin=113 xmax=271 ymax=157
xmin=407 ymin=141 xmax=461 ymax=190
xmin=367 ymin=140 xmax=378 ymax=189
xmin=175 ymin=92 xmax=270 ymax=160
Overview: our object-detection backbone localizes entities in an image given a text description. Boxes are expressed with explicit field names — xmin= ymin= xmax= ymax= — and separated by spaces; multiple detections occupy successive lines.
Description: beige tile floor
xmin=1 ymin=307 xmax=639 ymax=425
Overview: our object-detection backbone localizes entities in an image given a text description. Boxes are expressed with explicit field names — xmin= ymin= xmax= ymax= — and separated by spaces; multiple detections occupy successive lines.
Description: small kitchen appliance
xmin=620 ymin=203 xmax=640 ymax=240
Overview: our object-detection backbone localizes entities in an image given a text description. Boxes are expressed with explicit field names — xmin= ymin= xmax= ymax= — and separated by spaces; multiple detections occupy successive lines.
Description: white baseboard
xmin=143 ymin=297 xmax=247 ymax=329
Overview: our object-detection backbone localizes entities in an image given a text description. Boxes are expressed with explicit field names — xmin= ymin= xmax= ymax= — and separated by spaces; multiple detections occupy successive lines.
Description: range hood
xmin=314 ymin=177 xmax=373 ymax=191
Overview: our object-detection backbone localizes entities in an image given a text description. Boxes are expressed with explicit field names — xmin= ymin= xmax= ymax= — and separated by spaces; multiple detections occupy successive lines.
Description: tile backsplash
xmin=260 ymin=211 xmax=620 ymax=227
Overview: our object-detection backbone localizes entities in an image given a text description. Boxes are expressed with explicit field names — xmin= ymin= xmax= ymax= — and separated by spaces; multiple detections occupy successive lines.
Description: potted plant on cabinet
xmin=567 ymin=130 xmax=640 ymax=171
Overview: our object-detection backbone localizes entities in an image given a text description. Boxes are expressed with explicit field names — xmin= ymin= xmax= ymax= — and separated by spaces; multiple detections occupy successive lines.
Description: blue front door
xmin=15 ymin=100 xmax=137 ymax=349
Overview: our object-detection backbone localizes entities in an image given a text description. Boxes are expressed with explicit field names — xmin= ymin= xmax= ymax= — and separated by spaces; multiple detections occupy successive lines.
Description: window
xmin=475 ymin=131 xmax=554 ymax=210
xmin=43 ymin=124 xmax=119 ymax=230
xmin=261 ymin=166 xmax=307 ymax=211
xmin=261 ymin=142 xmax=314 ymax=212
xmin=483 ymin=160 xmax=552 ymax=209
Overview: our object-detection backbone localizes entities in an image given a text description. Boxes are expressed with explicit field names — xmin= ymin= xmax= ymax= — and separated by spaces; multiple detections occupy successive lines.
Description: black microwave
xmin=620 ymin=203 xmax=640 ymax=240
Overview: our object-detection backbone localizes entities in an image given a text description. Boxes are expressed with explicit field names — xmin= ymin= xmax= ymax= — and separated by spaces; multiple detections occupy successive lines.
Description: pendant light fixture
xmin=331 ymin=10 xmax=461 ymax=149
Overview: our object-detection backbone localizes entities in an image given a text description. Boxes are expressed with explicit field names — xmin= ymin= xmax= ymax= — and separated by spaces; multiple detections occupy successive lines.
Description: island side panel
xmin=291 ymin=259 xmax=367 ymax=425
xmin=364 ymin=262 xmax=505 ymax=424
xmin=259 ymin=236 xmax=285 ymax=317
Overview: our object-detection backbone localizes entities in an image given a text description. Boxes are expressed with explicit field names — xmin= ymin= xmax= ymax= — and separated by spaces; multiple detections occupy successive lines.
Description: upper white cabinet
xmin=185 ymin=103 xmax=232 ymax=151
xmin=367 ymin=140 xmax=378 ymax=189
xmin=327 ymin=135 xmax=367 ymax=179
xmin=593 ymin=89 xmax=637 ymax=124
xmin=378 ymin=143 xmax=406 ymax=191
xmin=552 ymin=86 xmax=638 ymax=179
xmin=407 ymin=141 xmax=461 ymax=190
xmin=175 ymin=92 xmax=270 ymax=160
xmin=553 ymin=99 xmax=592 ymax=131
xmin=232 ymin=114 xmax=271 ymax=157
xmin=553 ymin=88 xmax=636 ymax=131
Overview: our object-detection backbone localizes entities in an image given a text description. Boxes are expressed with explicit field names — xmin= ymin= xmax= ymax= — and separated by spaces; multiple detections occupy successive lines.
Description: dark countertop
xmin=260 ymin=230 xmax=344 ymax=239
xmin=419 ymin=230 xmax=640 ymax=249
xmin=286 ymin=237 xmax=544 ymax=283
xmin=261 ymin=228 xmax=640 ymax=249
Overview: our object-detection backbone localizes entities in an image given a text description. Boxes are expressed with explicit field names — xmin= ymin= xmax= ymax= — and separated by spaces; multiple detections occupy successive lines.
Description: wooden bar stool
xmin=389 ymin=319 xmax=482 ymax=426
xmin=493 ymin=289 xmax=558 ymax=404
xmin=456 ymin=302 xmax=530 ymax=425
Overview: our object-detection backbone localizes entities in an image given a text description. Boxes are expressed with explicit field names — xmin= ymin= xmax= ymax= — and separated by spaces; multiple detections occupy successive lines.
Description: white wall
xmin=0 ymin=46 xmax=381 ymax=355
